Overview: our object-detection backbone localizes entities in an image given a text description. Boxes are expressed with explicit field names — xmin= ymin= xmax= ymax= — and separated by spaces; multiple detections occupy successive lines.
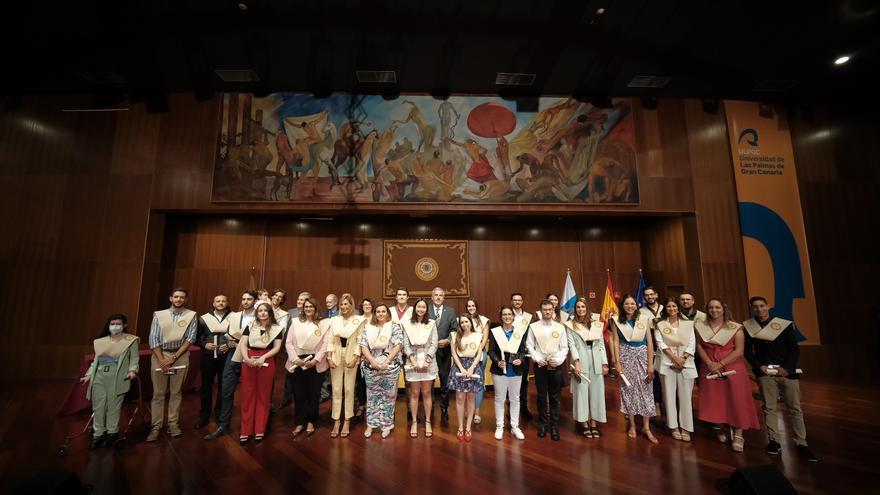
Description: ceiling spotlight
xmin=238 ymin=2 xmax=248 ymax=11
xmin=834 ymin=55 xmax=850 ymax=65
xmin=596 ymin=7 xmax=606 ymax=15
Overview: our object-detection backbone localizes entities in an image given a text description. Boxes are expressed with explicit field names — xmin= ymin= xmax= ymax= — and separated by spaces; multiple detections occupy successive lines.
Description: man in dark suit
xmin=428 ymin=287 xmax=458 ymax=424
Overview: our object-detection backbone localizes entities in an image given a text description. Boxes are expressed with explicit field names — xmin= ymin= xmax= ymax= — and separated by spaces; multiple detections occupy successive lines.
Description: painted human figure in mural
xmin=529 ymin=98 xmax=580 ymax=135
xmin=512 ymin=152 xmax=570 ymax=202
xmin=411 ymin=150 xmax=454 ymax=201
xmin=444 ymin=137 xmax=496 ymax=184
xmin=438 ymin=100 xmax=460 ymax=142
xmin=495 ymin=136 xmax=511 ymax=180
xmin=394 ymin=101 xmax=436 ymax=153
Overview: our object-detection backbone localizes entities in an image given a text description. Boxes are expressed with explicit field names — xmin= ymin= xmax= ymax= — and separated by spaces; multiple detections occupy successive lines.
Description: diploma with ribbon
xmin=706 ymin=370 xmax=736 ymax=380
xmin=766 ymin=364 xmax=803 ymax=376
xmin=155 ymin=365 xmax=188 ymax=374
xmin=569 ymin=365 xmax=592 ymax=384
xmin=455 ymin=372 xmax=478 ymax=380
xmin=617 ymin=371 xmax=631 ymax=387
xmin=213 ymin=335 xmax=218 ymax=359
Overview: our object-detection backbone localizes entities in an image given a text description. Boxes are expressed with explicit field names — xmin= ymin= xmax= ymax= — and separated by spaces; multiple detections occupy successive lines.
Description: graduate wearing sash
xmin=744 ymin=296 xmax=817 ymax=462
xmin=448 ymin=315 xmax=485 ymax=442
xmin=195 ymin=295 xmax=231 ymax=429
xmin=565 ymin=299 xmax=608 ymax=438
xmin=611 ymin=294 xmax=658 ymax=443
xmin=205 ymin=291 xmax=257 ymax=441
xmin=402 ymin=298 xmax=438 ymax=438
xmin=358 ymin=304 xmax=404 ymax=438
xmin=238 ymin=301 xmax=284 ymax=444
xmin=147 ymin=288 xmax=198 ymax=442
xmin=653 ymin=298 xmax=697 ymax=441
xmin=696 ymin=298 xmax=760 ymax=453
xmin=546 ymin=292 xmax=571 ymax=323
xmin=488 ymin=306 xmax=529 ymax=440
xmin=527 ymin=300 xmax=569 ymax=441
xmin=464 ymin=299 xmax=491 ymax=425
xmin=510 ymin=293 xmax=534 ymax=420
xmin=286 ymin=297 xmax=329 ymax=437
xmin=81 ymin=314 xmax=139 ymax=450
xmin=390 ymin=287 xmax=413 ymax=324
xmin=326 ymin=293 xmax=366 ymax=438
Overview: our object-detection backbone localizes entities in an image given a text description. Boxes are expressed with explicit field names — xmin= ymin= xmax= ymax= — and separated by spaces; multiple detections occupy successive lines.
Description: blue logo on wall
xmin=738 ymin=128 xmax=759 ymax=146
xmin=739 ymin=202 xmax=806 ymax=341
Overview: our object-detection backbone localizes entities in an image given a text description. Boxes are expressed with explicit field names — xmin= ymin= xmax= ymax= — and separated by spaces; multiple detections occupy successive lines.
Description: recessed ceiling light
xmin=596 ymin=7 xmax=606 ymax=15
xmin=238 ymin=2 xmax=248 ymax=11
xmin=834 ymin=55 xmax=851 ymax=65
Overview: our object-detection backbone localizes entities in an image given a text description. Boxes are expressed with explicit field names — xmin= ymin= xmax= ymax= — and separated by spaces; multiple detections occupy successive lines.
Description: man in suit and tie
xmin=428 ymin=287 xmax=458 ymax=424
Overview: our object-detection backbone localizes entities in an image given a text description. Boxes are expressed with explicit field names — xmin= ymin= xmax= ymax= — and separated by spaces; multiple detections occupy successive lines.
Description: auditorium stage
xmin=2 ymin=377 xmax=875 ymax=494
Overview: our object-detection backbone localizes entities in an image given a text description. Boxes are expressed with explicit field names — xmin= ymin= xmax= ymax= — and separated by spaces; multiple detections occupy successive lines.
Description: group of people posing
xmin=80 ymin=284 xmax=817 ymax=462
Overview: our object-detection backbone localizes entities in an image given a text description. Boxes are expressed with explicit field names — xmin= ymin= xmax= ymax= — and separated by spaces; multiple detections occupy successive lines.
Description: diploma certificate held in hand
xmin=155 ymin=364 xmax=187 ymax=375
xmin=706 ymin=370 xmax=736 ymax=380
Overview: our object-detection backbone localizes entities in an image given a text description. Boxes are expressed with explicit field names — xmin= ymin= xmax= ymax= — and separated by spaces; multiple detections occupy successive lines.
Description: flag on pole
xmin=601 ymin=270 xmax=619 ymax=330
xmin=562 ymin=269 xmax=577 ymax=313
xmin=635 ymin=269 xmax=646 ymax=307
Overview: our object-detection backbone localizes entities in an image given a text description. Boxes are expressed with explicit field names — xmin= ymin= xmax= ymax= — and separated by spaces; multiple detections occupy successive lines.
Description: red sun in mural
xmin=466 ymin=102 xmax=516 ymax=138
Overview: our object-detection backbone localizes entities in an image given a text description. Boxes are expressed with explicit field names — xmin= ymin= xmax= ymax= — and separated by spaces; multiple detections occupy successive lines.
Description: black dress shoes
xmin=551 ymin=426 xmax=560 ymax=441
xmin=537 ymin=425 xmax=547 ymax=438
xmin=204 ymin=427 xmax=227 ymax=441
xmin=89 ymin=434 xmax=106 ymax=450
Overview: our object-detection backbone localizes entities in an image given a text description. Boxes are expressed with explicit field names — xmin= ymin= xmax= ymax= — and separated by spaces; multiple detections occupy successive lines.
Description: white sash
xmin=695 ymin=320 xmax=740 ymax=346
xmin=403 ymin=320 xmax=434 ymax=346
xmin=613 ymin=315 xmax=651 ymax=342
xmin=743 ymin=318 xmax=790 ymax=342
xmin=226 ymin=311 xmax=252 ymax=340
xmin=248 ymin=323 xmax=284 ymax=349
xmin=491 ymin=326 xmax=524 ymax=354
xmin=156 ymin=309 xmax=196 ymax=343
xmin=200 ymin=313 xmax=230 ymax=334
xmin=640 ymin=305 xmax=662 ymax=319
xmin=94 ymin=334 xmax=138 ymax=358
xmin=365 ymin=322 xmax=394 ymax=350
xmin=655 ymin=320 xmax=694 ymax=348
xmin=292 ymin=319 xmax=326 ymax=353
xmin=390 ymin=306 xmax=413 ymax=323
xmin=531 ymin=321 xmax=564 ymax=354
xmin=454 ymin=332 xmax=482 ymax=358
xmin=568 ymin=320 xmax=604 ymax=342
xmin=330 ymin=315 xmax=365 ymax=340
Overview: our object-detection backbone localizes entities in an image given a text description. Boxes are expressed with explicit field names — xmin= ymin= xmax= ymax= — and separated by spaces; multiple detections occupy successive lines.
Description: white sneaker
xmin=494 ymin=427 xmax=504 ymax=440
xmin=511 ymin=427 xmax=525 ymax=440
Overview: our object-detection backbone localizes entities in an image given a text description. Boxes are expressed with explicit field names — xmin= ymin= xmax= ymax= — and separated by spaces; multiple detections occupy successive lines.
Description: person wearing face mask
xmin=195 ymin=294 xmax=231 ymax=430
xmin=204 ymin=290 xmax=258 ymax=441
xmin=80 ymin=314 xmax=139 ymax=450
xmin=326 ymin=293 xmax=366 ymax=438
xmin=147 ymin=287 xmax=198 ymax=443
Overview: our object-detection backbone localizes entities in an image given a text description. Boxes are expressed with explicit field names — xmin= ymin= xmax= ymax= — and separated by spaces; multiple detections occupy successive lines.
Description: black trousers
xmin=217 ymin=351 xmax=241 ymax=430
xmin=356 ymin=365 xmax=367 ymax=409
xmin=520 ymin=355 xmax=532 ymax=411
xmin=283 ymin=370 xmax=296 ymax=404
xmin=292 ymin=365 xmax=325 ymax=427
xmin=534 ymin=364 xmax=563 ymax=428
xmin=436 ymin=347 xmax=451 ymax=410
xmin=198 ymin=350 xmax=227 ymax=422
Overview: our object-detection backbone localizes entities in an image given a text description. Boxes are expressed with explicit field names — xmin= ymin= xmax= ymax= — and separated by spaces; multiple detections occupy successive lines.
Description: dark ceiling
xmin=3 ymin=0 xmax=878 ymax=106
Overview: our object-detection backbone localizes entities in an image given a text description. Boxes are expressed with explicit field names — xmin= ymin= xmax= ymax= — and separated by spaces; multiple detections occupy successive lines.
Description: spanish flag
xmin=601 ymin=270 xmax=619 ymax=335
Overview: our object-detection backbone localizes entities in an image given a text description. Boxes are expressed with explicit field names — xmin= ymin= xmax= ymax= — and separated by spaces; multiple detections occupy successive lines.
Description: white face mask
xmin=109 ymin=324 xmax=124 ymax=334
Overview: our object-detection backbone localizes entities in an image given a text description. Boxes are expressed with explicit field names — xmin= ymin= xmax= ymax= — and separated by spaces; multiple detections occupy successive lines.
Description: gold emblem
xmin=352 ymin=318 xmax=360 ymax=325
xmin=414 ymin=257 xmax=440 ymax=282
xmin=177 ymin=320 xmax=188 ymax=328
xmin=770 ymin=322 xmax=782 ymax=330
xmin=125 ymin=335 xmax=134 ymax=340
xmin=551 ymin=331 xmax=560 ymax=339
xmin=521 ymin=318 xmax=529 ymax=324
xmin=636 ymin=322 xmax=645 ymax=330
xmin=469 ymin=342 xmax=477 ymax=349
xmin=662 ymin=327 xmax=673 ymax=335
xmin=727 ymin=322 xmax=738 ymax=329
xmin=512 ymin=333 xmax=520 ymax=339
xmin=314 ymin=329 xmax=321 ymax=336
xmin=379 ymin=335 xmax=388 ymax=343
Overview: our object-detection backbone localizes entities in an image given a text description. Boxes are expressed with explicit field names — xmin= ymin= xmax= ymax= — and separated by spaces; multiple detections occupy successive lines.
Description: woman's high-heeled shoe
xmin=330 ymin=420 xmax=341 ymax=438
xmin=425 ymin=421 xmax=433 ymax=438
xmin=410 ymin=422 xmax=418 ymax=438
xmin=340 ymin=420 xmax=351 ymax=438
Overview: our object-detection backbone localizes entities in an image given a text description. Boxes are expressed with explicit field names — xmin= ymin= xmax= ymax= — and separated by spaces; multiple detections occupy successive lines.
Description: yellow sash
xmin=695 ymin=320 xmax=740 ymax=346
xmin=743 ymin=318 xmax=790 ymax=341
xmin=248 ymin=323 xmax=284 ymax=349
xmin=200 ymin=313 xmax=230 ymax=334
xmin=94 ymin=334 xmax=138 ymax=358
xmin=531 ymin=321 xmax=565 ymax=354
xmin=291 ymin=319 xmax=325 ymax=352
xmin=655 ymin=320 xmax=694 ymax=347
xmin=155 ymin=309 xmax=196 ymax=343
xmin=403 ymin=320 xmax=434 ymax=346
xmin=365 ymin=322 xmax=394 ymax=350
xmin=454 ymin=331 xmax=482 ymax=358
xmin=613 ymin=315 xmax=651 ymax=342
xmin=491 ymin=326 xmax=525 ymax=354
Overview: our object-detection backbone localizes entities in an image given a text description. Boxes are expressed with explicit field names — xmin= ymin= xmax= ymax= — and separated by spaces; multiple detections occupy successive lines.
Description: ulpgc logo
xmin=738 ymin=128 xmax=759 ymax=146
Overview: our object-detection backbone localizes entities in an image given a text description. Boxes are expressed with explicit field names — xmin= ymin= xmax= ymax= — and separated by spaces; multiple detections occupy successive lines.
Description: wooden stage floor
xmin=1 ymin=377 xmax=877 ymax=494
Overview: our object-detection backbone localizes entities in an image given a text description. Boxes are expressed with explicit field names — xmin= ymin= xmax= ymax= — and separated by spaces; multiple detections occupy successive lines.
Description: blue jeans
xmin=475 ymin=350 xmax=488 ymax=409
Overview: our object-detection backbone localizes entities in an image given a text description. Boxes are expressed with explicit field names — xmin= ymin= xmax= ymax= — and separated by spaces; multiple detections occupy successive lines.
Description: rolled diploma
xmin=570 ymin=365 xmax=592 ymax=383
xmin=618 ymin=371 xmax=631 ymax=387
xmin=766 ymin=367 xmax=803 ymax=376
xmin=155 ymin=365 xmax=188 ymax=372
xmin=213 ymin=335 xmax=218 ymax=359
xmin=706 ymin=370 xmax=736 ymax=380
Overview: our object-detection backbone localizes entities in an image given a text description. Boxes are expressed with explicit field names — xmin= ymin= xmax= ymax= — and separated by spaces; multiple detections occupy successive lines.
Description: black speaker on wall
xmin=718 ymin=464 xmax=797 ymax=495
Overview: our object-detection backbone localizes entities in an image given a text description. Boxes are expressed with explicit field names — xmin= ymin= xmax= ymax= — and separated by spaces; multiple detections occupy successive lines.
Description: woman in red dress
xmin=446 ymin=137 xmax=496 ymax=184
xmin=695 ymin=298 xmax=760 ymax=452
